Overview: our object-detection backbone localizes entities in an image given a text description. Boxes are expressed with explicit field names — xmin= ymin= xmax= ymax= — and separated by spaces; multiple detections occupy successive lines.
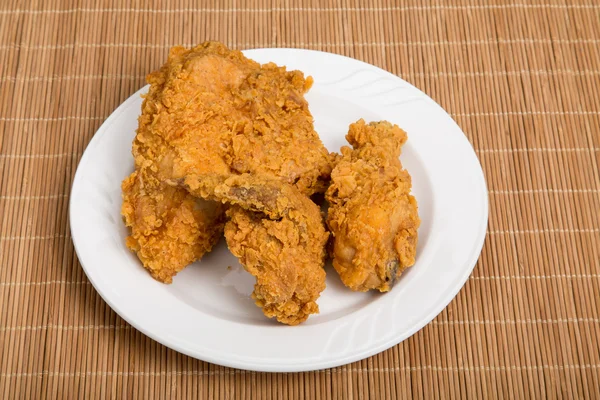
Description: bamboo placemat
xmin=1 ymin=0 xmax=599 ymax=398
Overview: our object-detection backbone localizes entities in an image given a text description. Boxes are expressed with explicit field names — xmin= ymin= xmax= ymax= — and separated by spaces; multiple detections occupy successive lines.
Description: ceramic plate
xmin=70 ymin=49 xmax=488 ymax=372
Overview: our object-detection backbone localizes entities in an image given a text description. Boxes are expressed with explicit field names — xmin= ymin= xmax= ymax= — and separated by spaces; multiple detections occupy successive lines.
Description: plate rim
xmin=69 ymin=47 xmax=489 ymax=372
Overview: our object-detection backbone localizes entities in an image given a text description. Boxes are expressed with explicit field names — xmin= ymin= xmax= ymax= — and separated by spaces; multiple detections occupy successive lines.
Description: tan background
xmin=1 ymin=0 xmax=599 ymax=398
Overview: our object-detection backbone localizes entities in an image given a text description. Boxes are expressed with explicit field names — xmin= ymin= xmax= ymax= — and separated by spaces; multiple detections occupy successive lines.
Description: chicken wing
xmin=325 ymin=119 xmax=420 ymax=292
xmin=122 ymin=42 xmax=332 ymax=283
xmin=181 ymin=174 xmax=328 ymax=325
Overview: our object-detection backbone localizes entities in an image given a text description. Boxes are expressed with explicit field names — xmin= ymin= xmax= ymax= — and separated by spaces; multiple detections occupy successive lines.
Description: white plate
xmin=70 ymin=49 xmax=488 ymax=372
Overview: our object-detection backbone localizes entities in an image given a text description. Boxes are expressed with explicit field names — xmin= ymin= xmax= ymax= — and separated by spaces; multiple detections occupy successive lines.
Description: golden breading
xmin=326 ymin=120 xmax=420 ymax=292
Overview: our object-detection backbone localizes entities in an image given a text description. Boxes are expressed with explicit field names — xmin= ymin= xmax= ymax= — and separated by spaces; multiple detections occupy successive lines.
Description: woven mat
xmin=1 ymin=0 xmax=599 ymax=398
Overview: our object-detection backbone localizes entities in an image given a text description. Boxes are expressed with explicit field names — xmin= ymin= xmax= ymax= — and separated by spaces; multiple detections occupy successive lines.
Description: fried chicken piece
xmin=122 ymin=42 xmax=332 ymax=283
xmin=181 ymin=174 xmax=328 ymax=325
xmin=122 ymin=172 xmax=226 ymax=283
xmin=325 ymin=120 xmax=420 ymax=292
xmin=121 ymin=171 xmax=225 ymax=283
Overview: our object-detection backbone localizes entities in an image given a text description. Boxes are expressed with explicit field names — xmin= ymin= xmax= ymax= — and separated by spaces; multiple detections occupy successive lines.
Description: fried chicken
xmin=122 ymin=42 xmax=332 ymax=283
xmin=121 ymin=172 xmax=225 ymax=283
xmin=180 ymin=174 xmax=329 ymax=325
xmin=325 ymin=120 xmax=420 ymax=292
